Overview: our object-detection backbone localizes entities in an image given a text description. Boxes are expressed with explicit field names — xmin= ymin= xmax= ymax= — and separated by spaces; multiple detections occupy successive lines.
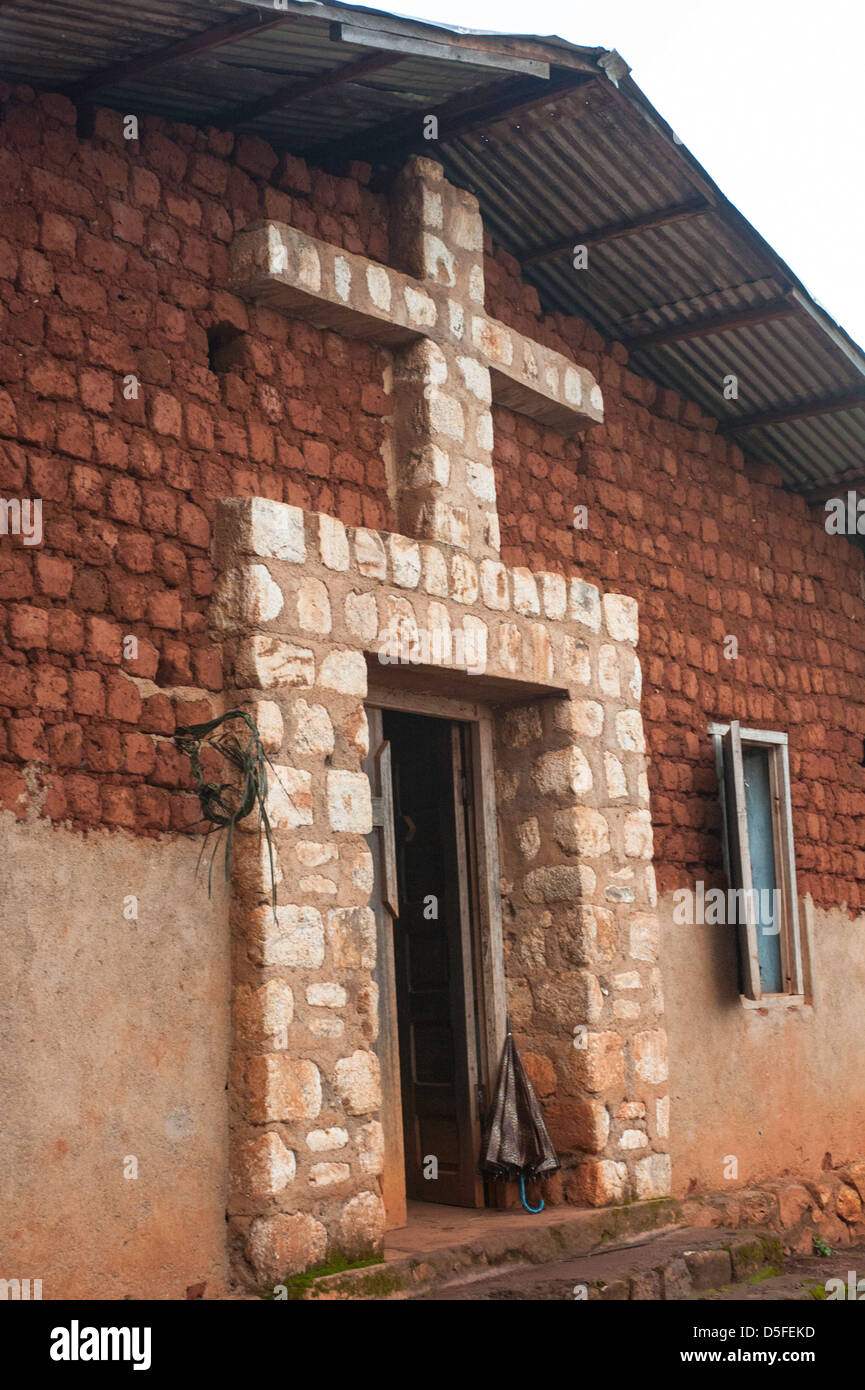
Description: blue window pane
xmin=742 ymin=745 xmax=783 ymax=993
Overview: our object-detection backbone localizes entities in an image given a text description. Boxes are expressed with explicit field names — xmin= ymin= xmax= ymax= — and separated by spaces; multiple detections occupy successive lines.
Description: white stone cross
xmin=231 ymin=156 xmax=603 ymax=561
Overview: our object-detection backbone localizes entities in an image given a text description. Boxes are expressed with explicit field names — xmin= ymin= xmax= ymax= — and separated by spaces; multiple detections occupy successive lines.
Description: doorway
xmin=366 ymin=704 xmax=489 ymax=1224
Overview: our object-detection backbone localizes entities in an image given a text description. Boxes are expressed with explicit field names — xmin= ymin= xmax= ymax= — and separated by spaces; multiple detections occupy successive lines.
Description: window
xmin=710 ymin=722 xmax=804 ymax=1002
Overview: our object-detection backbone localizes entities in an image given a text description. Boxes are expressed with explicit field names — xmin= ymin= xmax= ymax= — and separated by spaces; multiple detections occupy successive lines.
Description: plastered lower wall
xmin=660 ymin=891 xmax=865 ymax=1195
xmin=0 ymin=813 xmax=230 ymax=1299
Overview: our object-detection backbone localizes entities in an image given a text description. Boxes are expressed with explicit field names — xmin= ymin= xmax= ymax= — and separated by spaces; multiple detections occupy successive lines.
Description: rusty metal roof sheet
xmin=1 ymin=0 xmax=862 ymax=496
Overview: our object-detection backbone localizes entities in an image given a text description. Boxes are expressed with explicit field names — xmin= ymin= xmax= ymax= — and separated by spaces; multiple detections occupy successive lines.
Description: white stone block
xmin=327 ymin=770 xmax=372 ymax=833
xmin=320 ymin=649 xmax=368 ymax=697
xmin=388 ymin=534 xmax=421 ymax=589
xmin=264 ymin=765 xmax=313 ymax=828
xmin=603 ymin=592 xmax=639 ymax=644
xmin=354 ymin=528 xmax=387 ymax=580
xmin=241 ymin=497 xmax=305 ymax=563
xmin=568 ymin=578 xmax=601 ymax=632
xmin=537 ymin=572 xmax=567 ymax=621
xmin=258 ymin=905 xmax=324 ymax=970
xmin=334 ymin=1050 xmax=381 ymax=1116
xmin=306 ymin=983 xmax=346 ymax=1008
xmin=306 ymin=1127 xmax=349 ymax=1151
xmin=633 ymin=1152 xmax=671 ymax=1200
xmin=512 ymin=568 xmax=540 ymax=617
xmin=616 ymin=710 xmax=646 ymax=753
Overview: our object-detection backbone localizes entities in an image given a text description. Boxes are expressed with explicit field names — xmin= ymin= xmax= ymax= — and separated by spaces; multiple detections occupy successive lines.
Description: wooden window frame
xmin=709 ymin=721 xmax=804 ymax=1004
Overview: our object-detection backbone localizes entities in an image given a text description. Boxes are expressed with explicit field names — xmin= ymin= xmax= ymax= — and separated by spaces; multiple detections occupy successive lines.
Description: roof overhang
xmin=1 ymin=0 xmax=863 ymax=500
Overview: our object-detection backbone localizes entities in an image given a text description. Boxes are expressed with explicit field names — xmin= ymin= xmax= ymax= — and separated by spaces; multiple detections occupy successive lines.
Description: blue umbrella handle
xmin=519 ymin=1175 xmax=544 ymax=1213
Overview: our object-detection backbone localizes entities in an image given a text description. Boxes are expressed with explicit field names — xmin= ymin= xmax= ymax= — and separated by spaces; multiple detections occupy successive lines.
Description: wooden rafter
xmin=64 ymin=10 xmax=292 ymax=99
xmin=305 ymin=69 xmax=594 ymax=167
xmin=218 ymin=50 xmax=403 ymax=129
xmin=520 ymin=196 xmax=710 ymax=267
xmin=802 ymin=473 xmax=865 ymax=504
xmin=621 ymin=297 xmax=798 ymax=351
xmin=720 ymin=389 xmax=865 ymax=434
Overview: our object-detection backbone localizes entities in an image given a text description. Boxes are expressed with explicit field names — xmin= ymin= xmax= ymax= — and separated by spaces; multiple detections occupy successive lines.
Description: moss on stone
xmin=259 ymin=1251 xmax=384 ymax=1300
xmin=328 ymin=1266 xmax=404 ymax=1300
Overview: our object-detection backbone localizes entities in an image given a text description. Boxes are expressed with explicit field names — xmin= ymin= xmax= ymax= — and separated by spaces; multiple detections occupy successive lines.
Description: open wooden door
xmin=365 ymin=706 xmax=486 ymax=1218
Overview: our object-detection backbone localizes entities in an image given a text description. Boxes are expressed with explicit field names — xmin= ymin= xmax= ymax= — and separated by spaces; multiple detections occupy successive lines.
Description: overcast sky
xmin=382 ymin=0 xmax=865 ymax=351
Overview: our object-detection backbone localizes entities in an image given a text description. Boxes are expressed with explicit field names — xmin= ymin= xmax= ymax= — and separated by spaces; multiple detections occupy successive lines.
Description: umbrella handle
xmin=519 ymin=1175 xmax=544 ymax=1213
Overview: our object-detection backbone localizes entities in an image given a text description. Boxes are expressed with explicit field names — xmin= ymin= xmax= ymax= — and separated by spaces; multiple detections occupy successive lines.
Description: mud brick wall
xmin=1 ymin=83 xmax=864 ymax=915
xmin=0 ymin=85 xmax=395 ymax=837
xmin=483 ymin=247 xmax=865 ymax=913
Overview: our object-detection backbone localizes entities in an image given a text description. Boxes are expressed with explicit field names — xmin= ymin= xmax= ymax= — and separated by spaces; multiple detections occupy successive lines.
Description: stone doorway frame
xmin=212 ymin=494 xmax=670 ymax=1289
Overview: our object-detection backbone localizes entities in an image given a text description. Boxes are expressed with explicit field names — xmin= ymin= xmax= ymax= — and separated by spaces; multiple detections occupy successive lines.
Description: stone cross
xmin=231 ymin=156 xmax=603 ymax=562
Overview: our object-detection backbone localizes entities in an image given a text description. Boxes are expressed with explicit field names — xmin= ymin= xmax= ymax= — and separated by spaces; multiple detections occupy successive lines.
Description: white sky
xmin=380 ymin=0 xmax=865 ymax=350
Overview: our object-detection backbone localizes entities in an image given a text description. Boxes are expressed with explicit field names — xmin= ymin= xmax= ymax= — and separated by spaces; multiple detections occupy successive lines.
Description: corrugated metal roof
xmin=1 ymin=0 xmax=862 ymax=496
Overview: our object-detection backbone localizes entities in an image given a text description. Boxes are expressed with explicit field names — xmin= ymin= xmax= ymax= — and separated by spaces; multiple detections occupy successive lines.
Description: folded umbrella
xmin=480 ymin=1027 xmax=559 ymax=1210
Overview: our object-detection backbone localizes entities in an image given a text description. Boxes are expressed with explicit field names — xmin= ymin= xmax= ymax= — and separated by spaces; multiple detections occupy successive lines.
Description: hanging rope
xmin=173 ymin=708 xmax=281 ymax=917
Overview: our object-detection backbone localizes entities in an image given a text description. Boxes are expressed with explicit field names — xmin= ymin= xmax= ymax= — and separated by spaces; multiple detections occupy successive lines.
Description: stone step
xmin=292 ymin=1181 xmax=865 ymax=1300
xmin=417 ymin=1227 xmax=785 ymax=1301
xmin=301 ymin=1196 xmax=687 ymax=1299
xmin=416 ymin=1234 xmax=865 ymax=1301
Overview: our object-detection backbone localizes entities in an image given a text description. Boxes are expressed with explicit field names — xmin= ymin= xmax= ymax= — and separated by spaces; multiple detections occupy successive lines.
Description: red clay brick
xmin=48 ymin=610 xmax=85 ymax=655
xmin=32 ymin=665 xmax=68 ymax=710
xmin=136 ymin=783 xmax=171 ymax=829
xmin=85 ymin=615 xmax=122 ymax=664
xmin=47 ymin=721 xmax=83 ymax=767
xmin=0 ymin=762 xmax=28 ymax=818
xmin=123 ymin=732 xmax=157 ymax=776
xmin=147 ymin=589 xmax=182 ymax=630
xmin=140 ymin=693 xmax=174 ymax=735
xmin=64 ymin=773 xmax=101 ymax=821
xmin=84 ymin=725 xmax=123 ymax=773
xmin=101 ymin=784 xmax=137 ymax=827
xmin=0 ymin=88 xmax=859 ymax=919
xmin=0 ymin=663 xmax=32 ymax=706
xmin=122 ymin=635 xmax=159 ymax=680
xmin=34 ymin=553 xmax=74 ymax=598
xmin=106 ymin=673 xmax=142 ymax=724
xmin=9 ymin=604 xmax=49 ymax=650
xmin=8 ymin=715 xmax=46 ymax=761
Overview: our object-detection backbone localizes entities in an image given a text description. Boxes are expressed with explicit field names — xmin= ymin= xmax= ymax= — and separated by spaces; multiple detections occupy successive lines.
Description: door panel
xmin=364 ymin=708 xmax=407 ymax=1230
